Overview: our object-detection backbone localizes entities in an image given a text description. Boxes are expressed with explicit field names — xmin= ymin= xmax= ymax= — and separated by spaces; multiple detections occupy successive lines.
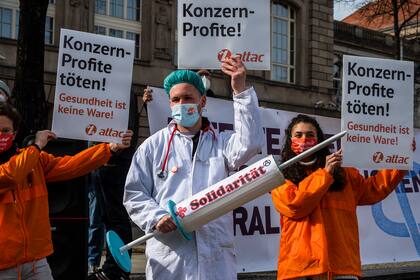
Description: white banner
xmin=147 ymin=87 xmax=420 ymax=272
xmin=52 ymin=29 xmax=134 ymax=143
xmin=341 ymin=55 xmax=414 ymax=170
xmin=177 ymin=0 xmax=271 ymax=70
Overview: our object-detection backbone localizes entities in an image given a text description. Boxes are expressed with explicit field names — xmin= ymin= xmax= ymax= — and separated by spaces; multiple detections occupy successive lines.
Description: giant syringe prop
xmin=107 ymin=131 xmax=347 ymax=272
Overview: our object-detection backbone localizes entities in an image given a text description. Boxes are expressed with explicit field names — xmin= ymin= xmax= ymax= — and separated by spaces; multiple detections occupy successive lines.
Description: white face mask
xmin=201 ymin=76 xmax=211 ymax=91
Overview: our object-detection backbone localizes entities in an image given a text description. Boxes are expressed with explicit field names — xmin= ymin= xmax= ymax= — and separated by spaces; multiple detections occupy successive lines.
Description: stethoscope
xmin=157 ymin=124 xmax=216 ymax=180
xmin=157 ymin=126 xmax=178 ymax=179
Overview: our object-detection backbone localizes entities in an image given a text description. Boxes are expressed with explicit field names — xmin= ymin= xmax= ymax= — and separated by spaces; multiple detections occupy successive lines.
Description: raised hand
xmin=221 ymin=56 xmax=247 ymax=95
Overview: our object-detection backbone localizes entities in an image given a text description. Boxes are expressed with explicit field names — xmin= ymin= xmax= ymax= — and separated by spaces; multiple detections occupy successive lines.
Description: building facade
xmin=0 ymin=0 xmax=419 ymax=141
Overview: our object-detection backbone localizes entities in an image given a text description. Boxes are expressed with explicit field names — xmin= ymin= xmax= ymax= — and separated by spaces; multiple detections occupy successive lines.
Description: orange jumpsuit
xmin=271 ymin=167 xmax=406 ymax=280
xmin=0 ymin=143 xmax=110 ymax=270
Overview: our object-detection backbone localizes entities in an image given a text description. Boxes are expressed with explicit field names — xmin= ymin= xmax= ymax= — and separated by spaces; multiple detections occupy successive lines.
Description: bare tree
xmin=336 ymin=0 xmax=420 ymax=59
xmin=12 ymin=0 xmax=49 ymax=144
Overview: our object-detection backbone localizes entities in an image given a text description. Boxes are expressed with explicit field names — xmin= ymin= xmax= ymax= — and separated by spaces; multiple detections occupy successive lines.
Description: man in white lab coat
xmin=124 ymin=57 xmax=263 ymax=280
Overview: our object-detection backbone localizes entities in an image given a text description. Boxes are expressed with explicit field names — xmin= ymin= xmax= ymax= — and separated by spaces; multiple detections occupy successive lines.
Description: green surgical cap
xmin=163 ymin=70 xmax=206 ymax=96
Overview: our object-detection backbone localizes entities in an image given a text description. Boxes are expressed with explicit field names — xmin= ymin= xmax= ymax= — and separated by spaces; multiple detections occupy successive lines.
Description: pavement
xmin=127 ymin=250 xmax=420 ymax=280
xmin=123 ymin=228 xmax=420 ymax=280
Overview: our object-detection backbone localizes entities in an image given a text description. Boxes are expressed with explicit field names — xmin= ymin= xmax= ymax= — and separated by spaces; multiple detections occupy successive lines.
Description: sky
xmin=334 ymin=1 xmax=365 ymax=20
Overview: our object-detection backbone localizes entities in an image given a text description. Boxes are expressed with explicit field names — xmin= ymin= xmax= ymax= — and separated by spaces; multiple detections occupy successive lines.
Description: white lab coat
xmin=124 ymin=87 xmax=263 ymax=280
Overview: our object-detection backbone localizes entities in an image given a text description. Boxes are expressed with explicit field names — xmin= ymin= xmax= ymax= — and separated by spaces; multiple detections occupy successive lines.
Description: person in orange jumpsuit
xmin=0 ymin=102 xmax=133 ymax=280
xmin=271 ymin=114 xmax=416 ymax=280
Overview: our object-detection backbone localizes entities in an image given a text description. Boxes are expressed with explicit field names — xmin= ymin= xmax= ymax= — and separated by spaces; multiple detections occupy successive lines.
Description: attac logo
xmin=372 ymin=151 xmax=409 ymax=164
xmin=85 ymin=124 xmax=97 ymax=135
xmin=217 ymin=48 xmax=264 ymax=63
xmin=373 ymin=151 xmax=384 ymax=163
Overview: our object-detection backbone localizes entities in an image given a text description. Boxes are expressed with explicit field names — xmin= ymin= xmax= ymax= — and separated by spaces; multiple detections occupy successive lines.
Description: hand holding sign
xmin=109 ymin=130 xmax=133 ymax=153
xmin=142 ymin=88 xmax=153 ymax=103
xmin=221 ymin=56 xmax=247 ymax=94
xmin=35 ymin=130 xmax=57 ymax=149
xmin=325 ymin=149 xmax=343 ymax=174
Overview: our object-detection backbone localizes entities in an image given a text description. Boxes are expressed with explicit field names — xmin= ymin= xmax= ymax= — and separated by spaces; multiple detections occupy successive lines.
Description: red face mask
xmin=291 ymin=137 xmax=318 ymax=154
xmin=0 ymin=134 xmax=14 ymax=153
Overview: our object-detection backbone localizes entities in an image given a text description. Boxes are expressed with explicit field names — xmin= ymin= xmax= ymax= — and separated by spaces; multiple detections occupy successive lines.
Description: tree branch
xmin=398 ymin=7 xmax=420 ymax=33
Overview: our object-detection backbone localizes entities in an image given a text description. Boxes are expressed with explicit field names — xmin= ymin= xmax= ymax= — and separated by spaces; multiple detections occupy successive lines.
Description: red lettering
xmin=190 ymin=199 xmax=199 ymax=210
xmin=199 ymin=197 xmax=208 ymax=206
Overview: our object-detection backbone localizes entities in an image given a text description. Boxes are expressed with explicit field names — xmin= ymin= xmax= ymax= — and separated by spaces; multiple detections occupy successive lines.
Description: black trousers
xmin=97 ymin=162 xmax=133 ymax=279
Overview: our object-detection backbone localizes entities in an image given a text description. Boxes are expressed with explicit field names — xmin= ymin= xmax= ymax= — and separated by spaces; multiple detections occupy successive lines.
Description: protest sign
xmin=52 ymin=29 xmax=134 ymax=143
xmin=177 ymin=0 xmax=270 ymax=70
xmin=341 ymin=55 xmax=414 ymax=169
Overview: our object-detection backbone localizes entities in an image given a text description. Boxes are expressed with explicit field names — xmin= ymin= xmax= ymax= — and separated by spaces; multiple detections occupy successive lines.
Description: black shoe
xmin=88 ymin=269 xmax=111 ymax=280
xmin=88 ymin=268 xmax=129 ymax=280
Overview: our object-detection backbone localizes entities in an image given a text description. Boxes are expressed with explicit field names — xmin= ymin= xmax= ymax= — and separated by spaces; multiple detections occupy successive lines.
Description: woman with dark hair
xmin=271 ymin=114 xmax=415 ymax=280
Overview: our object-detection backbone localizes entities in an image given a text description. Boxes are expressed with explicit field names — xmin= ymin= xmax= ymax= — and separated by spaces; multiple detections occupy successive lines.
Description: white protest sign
xmin=177 ymin=0 xmax=271 ymax=70
xmin=341 ymin=55 xmax=414 ymax=170
xmin=52 ymin=29 xmax=134 ymax=143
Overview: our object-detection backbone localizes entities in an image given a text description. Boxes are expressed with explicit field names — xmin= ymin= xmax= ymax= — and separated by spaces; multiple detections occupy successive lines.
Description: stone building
xmin=5 ymin=0 xmax=416 ymax=145
xmin=1 ymin=1 xmax=419 ymax=142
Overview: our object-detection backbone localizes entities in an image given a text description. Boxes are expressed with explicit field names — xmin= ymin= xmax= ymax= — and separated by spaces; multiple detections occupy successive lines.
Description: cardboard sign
xmin=52 ymin=29 xmax=134 ymax=143
xmin=177 ymin=0 xmax=271 ymax=70
xmin=341 ymin=55 xmax=414 ymax=169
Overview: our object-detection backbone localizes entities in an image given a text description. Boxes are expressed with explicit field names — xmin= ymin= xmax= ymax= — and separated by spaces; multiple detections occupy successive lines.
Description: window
xmin=0 ymin=7 xmax=12 ymax=39
xmin=126 ymin=31 xmax=140 ymax=58
xmin=1 ymin=7 xmax=53 ymax=42
xmin=15 ymin=10 xmax=19 ymax=38
xmin=110 ymin=0 xmax=124 ymax=18
xmin=94 ymin=0 xmax=141 ymax=58
xmin=45 ymin=16 xmax=53 ymax=44
xmin=127 ymin=0 xmax=140 ymax=21
xmin=271 ymin=3 xmax=295 ymax=83
xmin=109 ymin=28 xmax=123 ymax=38
xmin=95 ymin=0 xmax=140 ymax=21
xmin=94 ymin=27 xmax=140 ymax=59
xmin=95 ymin=0 xmax=106 ymax=15
xmin=94 ymin=25 xmax=106 ymax=35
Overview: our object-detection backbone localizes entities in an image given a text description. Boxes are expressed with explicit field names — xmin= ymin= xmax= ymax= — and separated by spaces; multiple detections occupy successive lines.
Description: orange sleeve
xmin=271 ymin=168 xmax=334 ymax=219
xmin=0 ymin=146 xmax=40 ymax=193
xmin=349 ymin=168 xmax=407 ymax=205
xmin=41 ymin=143 xmax=111 ymax=182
